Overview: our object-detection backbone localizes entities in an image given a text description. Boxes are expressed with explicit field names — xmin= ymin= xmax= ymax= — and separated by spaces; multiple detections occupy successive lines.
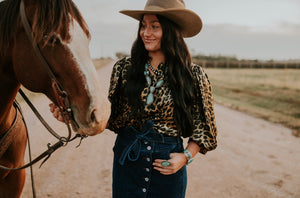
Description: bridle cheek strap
xmin=52 ymin=81 xmax=67 ymax=110
xmin=20 ymin=0 xmax=75 ymax=127
xmin=51 ymin=80 xmax=72 ymax=121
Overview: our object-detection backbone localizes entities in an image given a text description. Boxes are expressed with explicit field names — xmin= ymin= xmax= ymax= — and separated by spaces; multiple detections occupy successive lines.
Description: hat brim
xmin=120 ymin=9 xmax=202 ymax=37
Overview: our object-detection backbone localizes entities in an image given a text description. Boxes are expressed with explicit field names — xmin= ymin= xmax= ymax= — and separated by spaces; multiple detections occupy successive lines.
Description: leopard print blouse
xmin=107 ymin=57 xmax=217 ymax=154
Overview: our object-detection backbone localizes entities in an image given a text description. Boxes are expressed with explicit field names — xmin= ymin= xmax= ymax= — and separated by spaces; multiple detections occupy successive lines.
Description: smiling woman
xmin=140 ymin=15 xmax=163 ymax=55
xmin=104 ymin=0 xmax=217 ymax=197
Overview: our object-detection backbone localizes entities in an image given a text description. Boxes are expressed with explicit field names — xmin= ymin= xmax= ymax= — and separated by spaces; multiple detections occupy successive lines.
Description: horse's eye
xmin=43 ymin=34 xmax=49 ymax=41
xmin=43 ymin=34 xmax=61 ymax=46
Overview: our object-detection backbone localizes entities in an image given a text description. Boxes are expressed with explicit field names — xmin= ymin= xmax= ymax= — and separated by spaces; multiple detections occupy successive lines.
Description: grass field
xmin=205 ymin=68 xmax=300 ymax=136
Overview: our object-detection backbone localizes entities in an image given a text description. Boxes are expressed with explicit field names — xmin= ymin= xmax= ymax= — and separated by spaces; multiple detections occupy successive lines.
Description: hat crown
xmin=144 ymin=0 xmax=186 ymax=11
xmin=120 ymin=0 xmax=202 ymax=37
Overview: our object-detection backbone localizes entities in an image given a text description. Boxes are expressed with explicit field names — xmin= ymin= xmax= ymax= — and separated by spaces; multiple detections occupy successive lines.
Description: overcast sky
xmin=74 ymin=1 xmax=299 ymax=60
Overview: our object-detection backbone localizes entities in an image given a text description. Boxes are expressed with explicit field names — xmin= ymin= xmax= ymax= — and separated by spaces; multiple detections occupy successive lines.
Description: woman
xmin=109 ymin=0 xmax=217 ymax=197
xmin=50 ymin=0 xmax=217 ymax=197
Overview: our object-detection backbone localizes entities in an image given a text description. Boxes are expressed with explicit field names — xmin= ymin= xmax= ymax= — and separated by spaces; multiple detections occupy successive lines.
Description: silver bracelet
xmin=184 ymin=149 xmax=194 ymax=165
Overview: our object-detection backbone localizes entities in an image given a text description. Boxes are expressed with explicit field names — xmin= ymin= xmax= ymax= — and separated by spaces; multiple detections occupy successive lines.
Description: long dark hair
xmin=126 ymin=15 xmax=195 ymax=137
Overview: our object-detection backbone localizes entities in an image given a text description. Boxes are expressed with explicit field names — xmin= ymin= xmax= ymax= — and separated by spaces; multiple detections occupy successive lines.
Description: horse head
xmin=2 ymin=0 xmax=110 ymax=136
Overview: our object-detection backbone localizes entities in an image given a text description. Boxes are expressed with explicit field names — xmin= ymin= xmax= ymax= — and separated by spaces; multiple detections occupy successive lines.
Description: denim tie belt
xmin=118 ymin=120 xmax=180 ymax=166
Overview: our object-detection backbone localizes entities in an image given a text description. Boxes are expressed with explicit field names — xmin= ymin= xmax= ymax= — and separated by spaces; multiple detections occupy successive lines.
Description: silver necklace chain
xmin=147 ymin=61 xmax=164 ymax=76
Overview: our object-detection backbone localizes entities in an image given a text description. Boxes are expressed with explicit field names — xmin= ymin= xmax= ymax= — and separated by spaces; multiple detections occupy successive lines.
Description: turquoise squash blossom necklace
xmin=144 ymin=61 xmax=165 ymax=105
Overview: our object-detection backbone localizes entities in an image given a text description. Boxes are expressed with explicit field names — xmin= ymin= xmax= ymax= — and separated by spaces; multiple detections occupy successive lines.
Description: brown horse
xmin=0 ymin=0 xmax=110 ymax=197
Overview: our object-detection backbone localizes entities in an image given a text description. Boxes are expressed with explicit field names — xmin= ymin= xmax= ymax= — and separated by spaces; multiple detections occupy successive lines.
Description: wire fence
xmin=193 ymin=60 xmax=300 ymax=69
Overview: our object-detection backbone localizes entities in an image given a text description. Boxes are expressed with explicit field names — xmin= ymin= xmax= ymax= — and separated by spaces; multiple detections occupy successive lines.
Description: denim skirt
xmin=112 ymin=120 xmax=187 ymax=198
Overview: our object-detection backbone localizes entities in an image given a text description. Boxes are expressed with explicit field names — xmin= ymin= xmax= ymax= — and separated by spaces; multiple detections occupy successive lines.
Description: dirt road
xmin=20 ymin=62 xmax=300 ymax=198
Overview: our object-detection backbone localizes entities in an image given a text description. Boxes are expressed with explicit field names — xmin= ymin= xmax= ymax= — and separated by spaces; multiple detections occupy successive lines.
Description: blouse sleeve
xmin=108 ymin=57 xmax=127 ymax=102
xmin=189 ymin=64 xmax=218 ymax=154
xmin=107 ymin=57 xmax=129 ymax=131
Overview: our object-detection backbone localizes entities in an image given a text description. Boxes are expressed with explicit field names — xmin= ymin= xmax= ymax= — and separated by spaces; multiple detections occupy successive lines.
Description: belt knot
xmin=118 ymin=120 xmax=154 ymax=165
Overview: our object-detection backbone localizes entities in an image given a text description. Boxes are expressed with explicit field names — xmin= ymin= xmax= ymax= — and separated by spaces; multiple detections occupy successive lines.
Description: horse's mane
xmin=0 ymin=0 xmax=90 ymax=54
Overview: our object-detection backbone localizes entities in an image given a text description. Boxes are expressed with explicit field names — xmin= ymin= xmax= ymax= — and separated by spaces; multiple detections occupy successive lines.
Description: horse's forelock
xmin=0 ymin=0 xmax=90 ymax=52
xmin=32 ymin=0 xmax=90 ymax=45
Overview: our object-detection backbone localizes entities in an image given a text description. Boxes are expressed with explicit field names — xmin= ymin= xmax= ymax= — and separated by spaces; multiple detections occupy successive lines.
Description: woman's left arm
xmin=153 ymin=65 xmax=217 ymax=175
xmin=153 ymin=141 xmax=200 ymax=175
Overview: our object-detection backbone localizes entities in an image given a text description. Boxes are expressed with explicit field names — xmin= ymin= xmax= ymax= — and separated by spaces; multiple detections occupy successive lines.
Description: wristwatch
xmin=184 ymin=149 xmax=194 ymax=165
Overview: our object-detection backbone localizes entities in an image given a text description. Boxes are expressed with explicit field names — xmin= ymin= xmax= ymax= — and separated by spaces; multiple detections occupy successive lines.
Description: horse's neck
xmin=0 ymin=57 xmax=21 ymax=133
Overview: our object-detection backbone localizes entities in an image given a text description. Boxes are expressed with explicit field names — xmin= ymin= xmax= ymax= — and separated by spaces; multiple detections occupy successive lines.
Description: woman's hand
xmin=49 ymin=103 xmax=64 ymax=122
xmin=152 ymin=142 xmax=200 ymax=175
xmin=152 ymin=153 xmax=187 ymax=175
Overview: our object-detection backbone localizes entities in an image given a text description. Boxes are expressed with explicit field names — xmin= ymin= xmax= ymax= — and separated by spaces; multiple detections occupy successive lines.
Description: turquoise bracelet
xmin=184 ymin=149 xmax=194 ymax=165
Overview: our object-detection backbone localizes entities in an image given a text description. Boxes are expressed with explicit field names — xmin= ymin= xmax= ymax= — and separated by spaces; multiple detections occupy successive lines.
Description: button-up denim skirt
xmin=112 ymin=120 xmax=187 ymax=198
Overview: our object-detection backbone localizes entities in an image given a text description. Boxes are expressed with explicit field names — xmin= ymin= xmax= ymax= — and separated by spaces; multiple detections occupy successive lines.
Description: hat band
xmin=144 ymin=6 xmax=167 ymax=11
xmin=145 ymin=0 xmax=186 ymax=10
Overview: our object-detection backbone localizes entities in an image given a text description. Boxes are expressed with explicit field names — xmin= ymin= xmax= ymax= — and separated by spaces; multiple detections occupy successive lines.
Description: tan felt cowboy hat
xmin=120 ymin=0 xmax=202 ymax=37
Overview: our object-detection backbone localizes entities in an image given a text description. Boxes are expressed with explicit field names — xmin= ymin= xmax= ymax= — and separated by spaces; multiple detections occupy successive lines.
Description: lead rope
xmin=14 ymin=101 xmax=36 ymax=198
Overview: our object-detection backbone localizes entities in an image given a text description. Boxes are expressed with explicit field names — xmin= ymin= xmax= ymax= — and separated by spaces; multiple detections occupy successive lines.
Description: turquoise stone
xmin=144 ymin=61 xmax=165 ymax=105
xmin=146 ymin=93 xmax=154 ymax=105
xmin=156 ymin=79 xmax=164 ymax=87
xmin=150 ymin=86 xmax=155 ymax=93
xmin=161 ymin=161 xmax=171 ymax=167
xmin=146 ymin=76 xmax=151 ymax=85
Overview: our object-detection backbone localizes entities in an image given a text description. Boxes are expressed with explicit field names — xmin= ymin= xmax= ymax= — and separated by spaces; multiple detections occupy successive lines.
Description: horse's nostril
xmin=90 ymin=109 xmax=98 ymax=123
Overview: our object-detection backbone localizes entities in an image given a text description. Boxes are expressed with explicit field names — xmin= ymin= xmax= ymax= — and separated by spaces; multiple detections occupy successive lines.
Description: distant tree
xmin=192 ymin=54 xmax=238 ymax=61
xmin=116 ymin=52 xmax=129 ymax=59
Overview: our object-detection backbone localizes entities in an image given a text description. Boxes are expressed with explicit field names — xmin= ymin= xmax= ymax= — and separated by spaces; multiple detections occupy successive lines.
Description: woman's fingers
xmin=153 ymin=160 xmax=174 ymax=175
xmin=57 ymin=113 xmax=64 ymax=122
xmin=153 ymin=166 xmax=173 ymax=175
xmin=49 ymin=103 xmax=55 ymax=113
xmin=153 ymin=159 xmax=175 ymax=175
xmin=153 ymin=153 xmax=187 ymax=175
xmin=153 ymin=159 xmax=165 ymax=165
xmin=49 ymin=103 xmax=65 ymax=122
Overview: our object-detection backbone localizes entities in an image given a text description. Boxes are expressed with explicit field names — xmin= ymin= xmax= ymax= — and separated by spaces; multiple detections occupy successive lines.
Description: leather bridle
xmin=19 ymin=0 xmax=80 ymax=141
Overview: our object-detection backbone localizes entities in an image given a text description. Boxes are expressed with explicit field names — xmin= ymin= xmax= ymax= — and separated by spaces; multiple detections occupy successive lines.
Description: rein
xmin=0 ymin=99 xmax=84 ymax=198
xmin=0 ymin=98 xmax=85 ymax=172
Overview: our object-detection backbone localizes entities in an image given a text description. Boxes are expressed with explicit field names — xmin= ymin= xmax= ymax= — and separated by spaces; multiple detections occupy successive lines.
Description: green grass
xmin=205 ymin=68 xmax=300 ymax=136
